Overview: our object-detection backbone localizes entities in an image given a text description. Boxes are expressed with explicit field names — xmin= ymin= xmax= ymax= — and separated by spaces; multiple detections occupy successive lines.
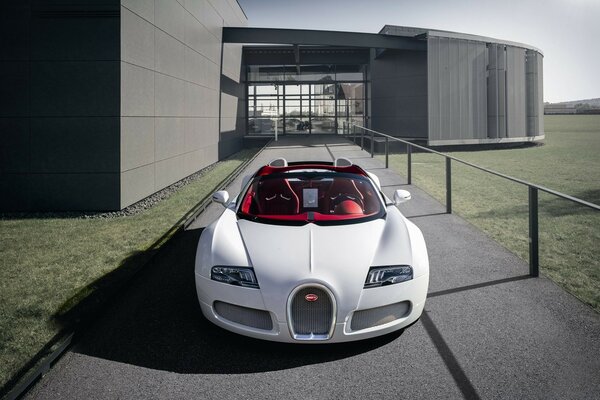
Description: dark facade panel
xmin=31 ymin=61 xmax=120 ymax=117
xmin=0 ymin=61 xmax=31 ymax=117
xmin=243 ymin=47 xmax=371 ymax=66
xmin=28 ymin=173 xmax=120 ymax=211
xmin=0 ymin=118 xmax=30 ymax=174
xmin=30 ymin=5 xmax=120 ymax=61
xmin=30 ymin=117 xmax=119 ymax=173
xmin=0 ymin=0 xmax=121 ymax=211
xmin=0 ymin=172 xmax=120 ymax=211
xmin=0 ymin=2 xmax=31 ymax=61
xmin=371 ymin=50 xmax=428 ymax=139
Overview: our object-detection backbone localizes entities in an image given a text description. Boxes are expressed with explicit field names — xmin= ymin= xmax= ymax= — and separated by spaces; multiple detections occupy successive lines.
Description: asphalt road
xmin=26 ymin=136 xmax=600 ymax=399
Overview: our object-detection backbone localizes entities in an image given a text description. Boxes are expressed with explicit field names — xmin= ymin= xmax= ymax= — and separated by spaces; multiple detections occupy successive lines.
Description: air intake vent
xmin=288 ymin=285 xmax=335 ymax=340
xmin=350 ymin=301 xmax=410 ymax=331
xmin=214 ymin=301 xmax=273 ymax=331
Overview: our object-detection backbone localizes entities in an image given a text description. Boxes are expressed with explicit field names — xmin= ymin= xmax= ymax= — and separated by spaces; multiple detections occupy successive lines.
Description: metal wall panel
xmin=428 ymin=36 xmax=487 ymax=142
xmin=506 ymin=47 xmax=527 ymax=137
xmin=526 ymin=50 xmax=544 ymax=137
xmin=487 ymin=43 xmax=507 ymax=138
xmin=371 ymin=50 xmax=428 ymax=138
xmin=120 ymin=0 xmax=247 ymax=209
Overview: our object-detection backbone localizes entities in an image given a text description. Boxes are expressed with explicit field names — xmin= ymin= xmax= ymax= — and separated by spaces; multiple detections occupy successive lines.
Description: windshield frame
xmin=236 ymin=169 xmax=387 ymax=226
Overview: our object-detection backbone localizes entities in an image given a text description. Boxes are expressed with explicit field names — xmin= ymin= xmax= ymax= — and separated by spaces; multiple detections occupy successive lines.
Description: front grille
xmin=214 ymin=301 xmax=273 ymax=331
xmin=350 ymin=301 xmax=410 ymax=331
xmin=288 ymin=286 xmax=335 ymax=340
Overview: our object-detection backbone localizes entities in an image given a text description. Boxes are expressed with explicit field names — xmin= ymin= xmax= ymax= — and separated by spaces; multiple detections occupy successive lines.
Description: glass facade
xmin=247 ymin=64 xmax=367 ymax=135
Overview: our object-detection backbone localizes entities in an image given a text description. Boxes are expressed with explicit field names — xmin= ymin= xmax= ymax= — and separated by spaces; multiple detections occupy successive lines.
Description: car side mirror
xmin=393 ymin=189 xmax=411 ymax=205
xmin=212 ymin=190 xmax=230 ymax=207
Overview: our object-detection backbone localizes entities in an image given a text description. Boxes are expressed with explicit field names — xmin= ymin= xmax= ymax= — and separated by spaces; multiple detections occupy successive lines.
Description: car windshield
xmin=237 ymin=171 xmax=385 ymax=225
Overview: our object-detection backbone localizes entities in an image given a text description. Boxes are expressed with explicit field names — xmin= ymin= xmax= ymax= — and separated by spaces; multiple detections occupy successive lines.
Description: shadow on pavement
xmin=73 ymin=229 xmax=402 ymax=374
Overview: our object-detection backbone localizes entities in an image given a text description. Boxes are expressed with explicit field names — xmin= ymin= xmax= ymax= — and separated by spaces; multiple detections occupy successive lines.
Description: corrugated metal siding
xmin=526 ymin=50 xmax=544 ymax=137
xmin=428 ymin=36 xmax=542 ymax=144
xmin=428 ymin=36 xmax=487 ymax=142
xmin=487 ymin=43 xmax=506 ymax=138
xmin=506 ymin=47 xmax=527 ymax=137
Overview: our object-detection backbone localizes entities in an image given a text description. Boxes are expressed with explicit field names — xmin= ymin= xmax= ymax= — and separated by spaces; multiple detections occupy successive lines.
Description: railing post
xmin=446 ymin=157 xmax=452 ymax=214
xmin=407 ymin=145 xmax=412 ymax=185
xmin=529 ymin=186 xmax=539 ymax=277
xmin=353 ymin=125 xmax=356 ymax=144
xmin=361 ymin=128 xmax=364 ymax=150
xmin=370 ymin=129 xmax=374 ymax=158
xmin=385 ymin=136 xmax=389 ymax=168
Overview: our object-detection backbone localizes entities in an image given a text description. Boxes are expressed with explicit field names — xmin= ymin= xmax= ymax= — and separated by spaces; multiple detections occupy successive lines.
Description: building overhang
xmin=223 ymin=27 xmax=427 ymax=51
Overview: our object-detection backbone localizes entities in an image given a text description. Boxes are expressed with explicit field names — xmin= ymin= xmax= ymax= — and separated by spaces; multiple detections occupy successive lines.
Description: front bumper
xmin=195 ymin=273 xmax=429 ymax=343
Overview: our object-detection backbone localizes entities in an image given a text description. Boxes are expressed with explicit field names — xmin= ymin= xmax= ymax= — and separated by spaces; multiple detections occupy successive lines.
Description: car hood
xmin=235 ymin=212 xmax=414 ymax=320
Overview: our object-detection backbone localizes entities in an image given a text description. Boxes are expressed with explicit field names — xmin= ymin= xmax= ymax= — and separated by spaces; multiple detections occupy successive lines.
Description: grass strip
xmin=0 ymin=148 xmax=258 ymax=391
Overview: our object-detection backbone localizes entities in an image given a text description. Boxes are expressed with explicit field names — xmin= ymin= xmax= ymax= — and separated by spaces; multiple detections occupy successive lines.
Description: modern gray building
xmin=0 ymin=1 xmax=543 ymax=212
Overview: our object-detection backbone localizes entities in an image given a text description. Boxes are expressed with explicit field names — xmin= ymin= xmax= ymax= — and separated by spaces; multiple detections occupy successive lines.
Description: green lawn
xmin=0 ymin=148 xmax=257 ymax=390
xmin=382 ymin=115 xmax=600 ymax=311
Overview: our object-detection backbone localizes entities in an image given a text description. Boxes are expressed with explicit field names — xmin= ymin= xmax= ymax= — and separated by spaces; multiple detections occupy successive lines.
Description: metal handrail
xmin=351 ymin=124 xmax=600 ymax=277
xmin=353 ymin=125 xmax=600 ymax=211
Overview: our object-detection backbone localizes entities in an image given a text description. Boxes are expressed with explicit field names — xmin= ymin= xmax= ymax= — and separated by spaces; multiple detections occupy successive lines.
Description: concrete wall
xmin=370 ymin=50 xmax=428 ymax=139
xmin=219 ymin=41 xmax=245 ymax=159
xmin=0 ymin=1 xmax=121 ymax=211
xmin=120 ymin=0 xmax=247 ymax=208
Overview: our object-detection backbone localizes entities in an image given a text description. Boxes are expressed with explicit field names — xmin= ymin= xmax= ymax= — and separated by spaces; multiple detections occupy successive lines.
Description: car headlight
xmin=364 ymin=265 xmax=413 ymax=288
xmin=211 ymin=266 xmax=259 ymax=289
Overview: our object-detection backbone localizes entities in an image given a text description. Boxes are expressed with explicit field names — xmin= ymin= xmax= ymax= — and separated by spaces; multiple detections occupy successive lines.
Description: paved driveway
xmin=27 ymin=136 xmax=600 ymax=399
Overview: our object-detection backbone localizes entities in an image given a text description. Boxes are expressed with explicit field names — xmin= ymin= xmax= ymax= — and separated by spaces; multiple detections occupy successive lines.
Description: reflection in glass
xmin=311 ymin=117 xmax=336 ymax=133
xmin=336 ymin=117 xmax=364 ymax=134
xmin=337 ymin=83 xmax=364 ymax=100
xmin=248 ymin=118 xmax=274 ymax=134
xmin=247 ymin=65 xmax=286 ymax=82
xmin=311 ymin=100 xmax=335 ymax=117
xmin=286 ymin=65 xmax=335 ymax=82
xmin=247 ymin=64 xmax=367 ymax=135
xmin=337 ymin=99 xmax=364 ymax=116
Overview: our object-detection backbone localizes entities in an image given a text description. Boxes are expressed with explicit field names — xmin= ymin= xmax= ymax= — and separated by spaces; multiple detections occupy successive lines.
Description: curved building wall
xmin=427 ymin=33 xmax=544 ymax=145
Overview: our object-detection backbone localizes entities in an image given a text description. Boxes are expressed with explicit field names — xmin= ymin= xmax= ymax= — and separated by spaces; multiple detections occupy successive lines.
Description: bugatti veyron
xmin=195 ymin=157 xmax=429 ymax=342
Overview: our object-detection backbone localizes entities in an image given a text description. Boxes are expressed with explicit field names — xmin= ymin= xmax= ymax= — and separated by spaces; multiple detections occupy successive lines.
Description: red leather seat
xmin=325 ymin=178 xmax=364 ymax=212
xmin=256 ymin=178 xmax=300 ymax=215
xmin=334 ymin=199 xmax=364 ymax=215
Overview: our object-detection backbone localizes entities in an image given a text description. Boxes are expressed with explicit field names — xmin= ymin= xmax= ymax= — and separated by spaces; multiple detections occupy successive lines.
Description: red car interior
xmin=239 ymin=163 xmax=383 ymax=222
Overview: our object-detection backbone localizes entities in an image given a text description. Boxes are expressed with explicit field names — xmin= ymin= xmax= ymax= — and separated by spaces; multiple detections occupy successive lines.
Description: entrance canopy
xmin=223 ymin=27 xmax=427 ymax=50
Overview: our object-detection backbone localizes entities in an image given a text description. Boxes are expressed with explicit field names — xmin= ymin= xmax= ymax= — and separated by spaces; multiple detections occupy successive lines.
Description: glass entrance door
xmin=247 ymin=66 xmax=366 ymax=135
xmin=310 ymin=84 xmax=336 ymax=134
xmin=283 ymin=84 xmax=310 ymax=133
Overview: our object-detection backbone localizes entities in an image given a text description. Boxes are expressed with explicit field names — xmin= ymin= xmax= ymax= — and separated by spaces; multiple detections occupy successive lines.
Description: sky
xmin=237 ymin=0 xmax=600 ymax=103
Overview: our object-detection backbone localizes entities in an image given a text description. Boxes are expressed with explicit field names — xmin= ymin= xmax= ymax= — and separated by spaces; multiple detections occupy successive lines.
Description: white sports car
xmin=195 ymin=158 xmax=429 ymax=343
